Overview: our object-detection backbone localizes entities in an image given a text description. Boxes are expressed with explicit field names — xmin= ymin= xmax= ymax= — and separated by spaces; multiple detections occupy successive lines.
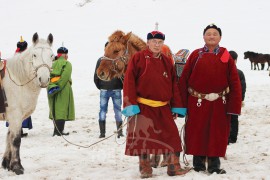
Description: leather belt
xmin=188 ymin=87 xmax=230 ymax=106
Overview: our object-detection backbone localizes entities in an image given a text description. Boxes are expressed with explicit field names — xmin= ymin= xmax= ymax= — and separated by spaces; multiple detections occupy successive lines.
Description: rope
xmin=52 ymin=117 xmax=129 ymax=148
xmin=6 ymin=66 xmax=37 ymax=86
xmin=180 ymin=115 xmax=189 ymax=166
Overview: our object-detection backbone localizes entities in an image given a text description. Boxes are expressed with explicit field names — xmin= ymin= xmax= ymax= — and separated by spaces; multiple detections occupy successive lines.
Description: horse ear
xmin=32 ymin=32 xmax=39 ymax=44
xmin=47 ymin=33 xmax=53 ymax=46
xmin=122 ymin=32 xmax=132 ymax=44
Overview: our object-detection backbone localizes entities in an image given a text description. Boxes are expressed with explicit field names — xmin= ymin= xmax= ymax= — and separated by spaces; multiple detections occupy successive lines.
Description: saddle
xmin=0 ymin=60 xmax=7 ymax=120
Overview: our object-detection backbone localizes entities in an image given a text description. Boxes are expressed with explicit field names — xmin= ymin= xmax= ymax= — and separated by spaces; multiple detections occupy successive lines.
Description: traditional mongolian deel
xmin=179 ymin=46 xmax=242 ymax=157
xmin=47 ymin=56 xmax=75 ymax=121
xmin=123 ymin=48 xmax=185 ymax=156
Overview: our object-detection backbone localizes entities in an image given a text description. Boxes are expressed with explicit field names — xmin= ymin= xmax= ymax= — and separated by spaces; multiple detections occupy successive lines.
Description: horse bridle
xmin=101 ymin=41 xmax=130 ymax=74
xmin=101 ymin=55 xmax=128 ymax=74
xmin=7 ymin=47 xmax=52 ymax=86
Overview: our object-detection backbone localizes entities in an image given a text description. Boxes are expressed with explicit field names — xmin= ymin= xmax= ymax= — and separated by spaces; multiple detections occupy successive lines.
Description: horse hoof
xmin=2 ymin=158 xmax=10 ymax=169
xmin=13 ymin=168 xmax=24 ymax=175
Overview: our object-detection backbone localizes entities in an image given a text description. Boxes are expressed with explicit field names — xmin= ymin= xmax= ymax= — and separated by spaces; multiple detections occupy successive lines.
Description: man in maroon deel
xmin=179 ymin=24 xmax=242 ymax=174
xmin=122 ymin=30 xmax=189 ymax=178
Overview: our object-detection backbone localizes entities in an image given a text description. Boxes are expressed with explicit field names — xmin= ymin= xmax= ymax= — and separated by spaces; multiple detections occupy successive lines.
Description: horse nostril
xmin=39 ymin=77 xmax=41 ymax=82
xmin=100 ymin=72 xmax=104 ymax=77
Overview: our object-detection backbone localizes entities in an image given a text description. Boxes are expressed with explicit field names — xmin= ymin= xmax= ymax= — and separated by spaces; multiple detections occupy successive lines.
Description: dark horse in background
xmin=244 ymin=51 xmax=270 ymax=70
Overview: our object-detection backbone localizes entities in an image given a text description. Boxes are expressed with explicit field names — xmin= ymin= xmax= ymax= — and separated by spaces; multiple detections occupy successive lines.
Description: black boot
xmin=193 ymin=156 xmax=206 ymax=172
xmin=21 ymin=128 xmax=28 ymax=138
xmin=207 ymin=157 xmax=226 ymax=174
xmin=116 ymin=121 xmax=124 ymax=138
xmin=99 ymin=121 xmax=106 ymax=138
xmin=53 ymin=120 xmax=69 ymax=136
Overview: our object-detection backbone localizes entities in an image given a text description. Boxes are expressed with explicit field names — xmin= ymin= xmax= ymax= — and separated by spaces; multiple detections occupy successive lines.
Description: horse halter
xmin=30 ymin=47 xmax=52 ymax=75
xmin=101 ymin=43 xmax=129 ymax=74
xmin=7 ymin=47 xmax=52 ymax=87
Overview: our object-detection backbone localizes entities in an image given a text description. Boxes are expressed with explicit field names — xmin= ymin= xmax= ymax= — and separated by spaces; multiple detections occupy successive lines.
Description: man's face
xmin=147 ymin=39 xmax=164 ymax=54
xmin=203 ymin=28 xmax=221 ymax=47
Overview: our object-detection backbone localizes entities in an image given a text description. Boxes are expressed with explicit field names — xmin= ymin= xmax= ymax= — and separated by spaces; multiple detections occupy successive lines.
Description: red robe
xmin=179 ymin=46 xmax=242 ymax=157
xmin=123 ymin=48 xmax=184 ymax=156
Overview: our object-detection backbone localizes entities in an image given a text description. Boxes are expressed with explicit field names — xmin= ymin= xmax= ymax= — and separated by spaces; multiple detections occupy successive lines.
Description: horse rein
xmin=7 ymin=47 xmax=52 ymax=87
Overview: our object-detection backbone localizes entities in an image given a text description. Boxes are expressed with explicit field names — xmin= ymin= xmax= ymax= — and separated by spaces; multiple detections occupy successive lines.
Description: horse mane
xmin=128 ymin=33 xmax=147 ymax=51
xmin=6 ymin=48 xmax=32 ymax=83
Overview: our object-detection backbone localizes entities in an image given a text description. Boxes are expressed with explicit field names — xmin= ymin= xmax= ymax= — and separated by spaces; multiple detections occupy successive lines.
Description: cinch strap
xmin=137 ymin=97 xmax=168 ymax=107
xmin=51 ymin=76 xmax=60 ymax=83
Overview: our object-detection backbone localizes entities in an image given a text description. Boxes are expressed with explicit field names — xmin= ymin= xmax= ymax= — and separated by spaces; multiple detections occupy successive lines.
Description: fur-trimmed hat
xmin=203 ymin=24 xmax=222 ymax=36
xmin=147 ymin=31 xmax=165 ymax=40
xmin=16 ymin=36 xmax=28 ymax=52
xmin=57 ymin=47 xmax=68 ymax=54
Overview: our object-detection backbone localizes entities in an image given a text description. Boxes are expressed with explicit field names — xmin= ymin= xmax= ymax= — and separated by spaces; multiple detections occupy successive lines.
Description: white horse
xmin=1 ymin=33 xmax=54 ymax=175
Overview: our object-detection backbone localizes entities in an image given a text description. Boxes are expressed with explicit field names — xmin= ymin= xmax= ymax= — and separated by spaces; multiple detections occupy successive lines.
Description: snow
xmin=1 ymin=0 xmax=270 ymax=179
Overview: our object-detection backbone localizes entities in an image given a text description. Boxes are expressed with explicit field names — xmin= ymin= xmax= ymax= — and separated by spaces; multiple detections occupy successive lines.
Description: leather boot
xmin=207 ymin=157 xmax=226 ymax=174
xmin=150 ymin=155 xmax=161 ymax=168
xmin=53 ymin=120 xmax=69 ymax=136
xmin=116 ymin=121 xmax=124 ymax=138
xmin=139 ymin=154 xmax=153 ymax=178
xmin=167 ymin=152 xmax=190 ymax=176
xmin=99 ymin=121 xmax=106 ymax=138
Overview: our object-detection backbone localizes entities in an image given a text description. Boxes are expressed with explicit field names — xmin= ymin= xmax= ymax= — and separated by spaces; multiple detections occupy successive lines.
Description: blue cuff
xmin=122 ymin=105 xmax=140 ymax=117
xmin=172 ymin=108 xmax=187 ymax=117
xmin=48 ymin=86 xmax=60 ymax=94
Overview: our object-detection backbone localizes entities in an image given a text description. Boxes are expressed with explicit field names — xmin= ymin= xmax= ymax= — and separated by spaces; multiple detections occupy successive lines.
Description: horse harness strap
xmin=188 ymin=86 xmax=230 ymax=107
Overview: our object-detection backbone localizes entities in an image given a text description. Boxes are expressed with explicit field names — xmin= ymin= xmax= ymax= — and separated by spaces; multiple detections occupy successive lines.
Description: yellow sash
xmin=50 ymin=76 xmax=60 ymax=83
xmin=137 ymin=97 xmax=168 ymax=107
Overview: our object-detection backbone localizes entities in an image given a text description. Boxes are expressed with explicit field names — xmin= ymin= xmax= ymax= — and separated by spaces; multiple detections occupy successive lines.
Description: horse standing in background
xmin=244 ymin=51 xmax=269 ymax=70
xmin=1 ymin=33 xmax=54 ymax=175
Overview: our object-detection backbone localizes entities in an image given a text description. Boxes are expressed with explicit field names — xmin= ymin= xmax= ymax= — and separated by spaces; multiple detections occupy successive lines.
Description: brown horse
xmin=96 ymin=30 xmax=174 ymax=81
xmin=244 ymin=51 xmax=270 ymax=70
xmin=96 ymin=30 xmax=147 ymax=81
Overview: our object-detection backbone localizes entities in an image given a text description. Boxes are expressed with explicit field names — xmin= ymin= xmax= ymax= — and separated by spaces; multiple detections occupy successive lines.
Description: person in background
xmin=122 ymin=30 xmax=189 ymax=178
xmin=47 ymin=46 xmax=75 ymax=136
xmin=179 ymin=24 xmax=242 ymax=174
xmin=6 ymin=36 xmax=32 ymax=137
xmin=94 ymin=42 xmax=124 ymax=138
xmin=228 ymin=50 xmax=246 ymax=144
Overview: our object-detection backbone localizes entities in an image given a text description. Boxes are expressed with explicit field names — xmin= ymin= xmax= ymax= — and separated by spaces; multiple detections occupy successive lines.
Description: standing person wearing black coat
xmin=228 ymin=50 xmax=246 ymax=143
xmin=94 ymin=43 xmax=124 ymax=138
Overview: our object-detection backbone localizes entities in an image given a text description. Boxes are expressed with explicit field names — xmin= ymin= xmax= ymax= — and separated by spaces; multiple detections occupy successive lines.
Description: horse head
xmin=22 ymin=32 xmax=54 ymax=88
xmin=96 ymin=30 xmax=146 ymax=81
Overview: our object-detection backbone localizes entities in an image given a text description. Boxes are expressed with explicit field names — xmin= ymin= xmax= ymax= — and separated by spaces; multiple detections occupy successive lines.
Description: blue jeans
xmin=99 ymin=89 xmax=122 ymax=122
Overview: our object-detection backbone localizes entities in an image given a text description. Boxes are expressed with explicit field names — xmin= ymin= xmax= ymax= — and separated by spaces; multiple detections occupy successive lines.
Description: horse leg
xmin=2 ymin=130 xmax=12 ymax=170
xmin=3 ymin=127 xmax=24 ymax=175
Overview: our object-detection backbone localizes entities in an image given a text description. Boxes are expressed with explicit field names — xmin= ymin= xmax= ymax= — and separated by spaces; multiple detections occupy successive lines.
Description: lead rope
xmin=52 ymin=116 xmax=130 ymax=148
xmin=180 ymin=115 xmax=190 ymax=166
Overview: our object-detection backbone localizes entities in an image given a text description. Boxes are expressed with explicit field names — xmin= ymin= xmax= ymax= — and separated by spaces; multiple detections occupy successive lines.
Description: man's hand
xmin=172 ymin=113 xmax=178 ymax=120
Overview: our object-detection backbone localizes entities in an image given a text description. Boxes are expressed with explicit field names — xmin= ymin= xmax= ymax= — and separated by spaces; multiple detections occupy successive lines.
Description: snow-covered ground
xmin=0 ymin=0 xmax=270 ymax=179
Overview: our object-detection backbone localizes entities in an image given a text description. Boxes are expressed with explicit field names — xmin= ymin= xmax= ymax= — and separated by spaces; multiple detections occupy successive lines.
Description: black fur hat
xmin=203 ymin=24 xmax=222 ymax=36
xmin=16 ymin=36 xmax=28 ymax=52
xmin=57 ymin=47 xmax=68 ymax=54
xmin=147 ymin=31 xmax=165 ymax=40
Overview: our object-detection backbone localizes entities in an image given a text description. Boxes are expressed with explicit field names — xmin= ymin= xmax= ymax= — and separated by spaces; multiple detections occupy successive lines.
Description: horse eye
xmin=33 ymin=54 xmax=37 ymax=58
xmin=113 ymin=50 xmax=119 ymax=54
